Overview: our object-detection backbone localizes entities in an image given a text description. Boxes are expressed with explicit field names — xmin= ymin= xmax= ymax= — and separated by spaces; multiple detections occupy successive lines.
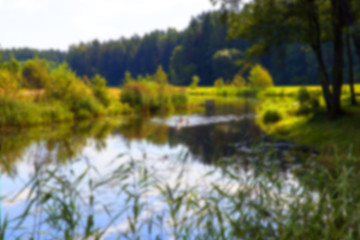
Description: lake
xmin=0 ymin=97 xmax=313 ymax=239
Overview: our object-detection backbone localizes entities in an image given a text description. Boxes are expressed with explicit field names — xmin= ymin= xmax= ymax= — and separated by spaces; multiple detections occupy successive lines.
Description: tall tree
xmin=214 ymin=0 xmax=350 ymax=118
xmin=345 ymin=30 xmax=356 ymax=105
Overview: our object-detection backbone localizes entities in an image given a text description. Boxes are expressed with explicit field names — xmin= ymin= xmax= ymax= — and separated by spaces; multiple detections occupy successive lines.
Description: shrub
xmin=214 ymin=78 xmax=224 ymax=89
xmin=232 ymin=74 xmax=246 ymax=87
xmin=0 ymin=96 xmax=73 ymax=126
xmin=263 ymin=109 xmax=282 ymax=124
xmin=0 ymin=69 xmax=20 ymax=97
xmin=171 ymin=91 xmax=188 ymax=109
xmin=190 ymin=75 xmax=200 ymax=89
xmin=107 ymin=102 xmax=132 ymax=116
xmin=121 ymin=82 xmax=159 ymax=111
xmin=296 ymin=87 xmax=319 ymax=115
xmin=91 ymin=74 xmax=111 ymax=107
xmin=72 ymin=96 xmax=105 ymax=119
xmin=248 ymin=64 xmax=273 ymax=89
xmin=41 ymin=101 xmax=74 ymax=122
xmin=22 ymin=57 xmax=50 ymax=89
xmin=121 ymin=81 xmax=188 ymax=113
xmin=46 ymin=64 xmax=90 ymax=104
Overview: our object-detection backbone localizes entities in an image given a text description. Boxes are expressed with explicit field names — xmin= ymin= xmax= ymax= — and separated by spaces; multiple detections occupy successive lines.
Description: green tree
xmin=212 ymin=48 xmax=242 ymax=81
xmin=153 ymin=65 xmax=168 ymax=85
xmin=248 ymin=64 xmax=273 ymax=89
xmin=124 ymin=71 xmax=133 ymax=84
xmin=214 ymin=0 xmax=350 ymax=118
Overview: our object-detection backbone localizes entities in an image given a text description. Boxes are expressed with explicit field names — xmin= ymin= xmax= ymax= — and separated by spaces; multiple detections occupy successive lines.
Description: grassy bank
xmin=256 ymin=85 xmax=360 ymax=154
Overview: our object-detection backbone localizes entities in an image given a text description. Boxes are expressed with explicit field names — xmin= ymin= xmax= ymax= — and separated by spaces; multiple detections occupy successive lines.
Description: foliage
xmin=3 ymin=10 xmax=360 ymax=88
xmin=0 ymin=96 xmax=72 ymax=127
xmin=0 ymin=69 xmax=20 ymax=97
xmin=91 ymin=74 xmax=111 ymax=107
xmin=0 ymin=57 xmax=131 ymax=127
xmin=153 ymin=65 xmax=168 ymax=85
xmin=296 ymin=87 xmax=320 ymax=115
xmin=248 ymin=64 xmax=273 ymax=89
xmin=123 ymin=71 xmax=133 ymax=85
xmin=263 ymin=109 xmax=282 ymax=124
xmin=212 ymin=48 xmax=243 ymax=82
xmin=121 ymin=78 xmax=188 ymax=113
xmin=232 ymin=74 xmax=246 ymax=87
xmin=1 ymin=57 xmax=21 ymax=74
xmin=1 ymin=48 xmax=65 ymax=63
xmin=214 ymin=78 xmax=224 ymax=89
xmin=190 ymin=75 xmax=200 ymax=89
xmin=22 ymin=57 xmax=50 ymax=89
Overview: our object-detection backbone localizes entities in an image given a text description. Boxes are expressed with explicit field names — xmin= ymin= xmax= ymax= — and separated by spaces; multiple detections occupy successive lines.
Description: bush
xmin=22 ymin=57 xmax=50 ymax=89
xmin=263 ymin=109 xmax=282 ymax=124
xmin=190 ymin=75 xmax=200 ymax=89
xmin=121 ymin=82 xmax=158 ymax=111
xmin=121 ymin=80 xmax=188 ymax=113
xmin=171 ymin=91 xmax=188 ymax=109
xmin=91 ymin=74 xmax=111 ymax=107
xmin=107 ymin=102 xmax=132 ymax=116
xmin=232 ymin=74 xmax=246 ymax=87
xmin=296 ymin=87 xmax=319 ymax=115
xmin=72 ymin=96 xmax=105 ymax=119
xmin=214 ymin=78 xmax=224 ymax=89
xmin=0 ymin=69 xmax=20 ymax=97
xmin=248 ymin=64 xmax=273 ymax=89
xmin=0 ymin=96 xmax=73 ymax=127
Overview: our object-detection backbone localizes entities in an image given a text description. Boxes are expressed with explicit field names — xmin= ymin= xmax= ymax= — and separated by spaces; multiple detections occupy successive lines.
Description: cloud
xmin=0 ymin=0 xmax=218 ymax=50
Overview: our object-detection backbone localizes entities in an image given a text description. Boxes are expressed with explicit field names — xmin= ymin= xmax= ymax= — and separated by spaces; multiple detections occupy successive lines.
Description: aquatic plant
xmin=2 ymin=147 xmax=360 ymax=239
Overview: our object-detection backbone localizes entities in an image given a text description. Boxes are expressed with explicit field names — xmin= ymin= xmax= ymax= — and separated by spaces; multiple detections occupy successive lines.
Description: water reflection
xmin=0 ymin=98 xmax=262 ymax=172
xmin=0 ymin=98 xmax=313 ymax=239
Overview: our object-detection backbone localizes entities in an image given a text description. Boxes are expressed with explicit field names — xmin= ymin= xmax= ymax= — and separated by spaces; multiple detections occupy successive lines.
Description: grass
xmin=2 ymin=148 xmax=360 ymax=239
xmin=255 ymin=86 xmax=360 ymax=154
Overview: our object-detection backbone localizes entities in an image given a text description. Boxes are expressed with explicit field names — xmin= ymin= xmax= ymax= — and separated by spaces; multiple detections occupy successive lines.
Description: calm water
xmin=0 ymin=98 xmax=311 ymax=239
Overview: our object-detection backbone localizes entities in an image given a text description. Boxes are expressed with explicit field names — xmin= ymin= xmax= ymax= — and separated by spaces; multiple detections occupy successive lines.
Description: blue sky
xmin=0 ymin=0 xmax=219 ymax=50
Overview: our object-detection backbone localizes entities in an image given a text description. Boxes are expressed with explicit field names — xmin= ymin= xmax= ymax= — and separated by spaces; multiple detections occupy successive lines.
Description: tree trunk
xmin=330 ymin=0 xmax=344 ymax=119
xmin=340 ymin=0 xmax=360 ymax=67
xmin=307 ymin=0 xmax=333 ymax=114
xmin=346 ymin=31 xmax=357 ymax=105
xmin=312 ymin=45 xmax=333 ymax=114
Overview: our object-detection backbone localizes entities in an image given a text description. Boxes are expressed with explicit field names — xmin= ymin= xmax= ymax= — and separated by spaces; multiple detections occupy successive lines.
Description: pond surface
xmin=0 ymin=98 xmax=312 ymax=239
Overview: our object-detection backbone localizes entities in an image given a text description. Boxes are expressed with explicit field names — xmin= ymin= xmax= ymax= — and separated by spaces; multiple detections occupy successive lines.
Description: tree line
xmin=2 ymin=11 xmax=358 ymax=89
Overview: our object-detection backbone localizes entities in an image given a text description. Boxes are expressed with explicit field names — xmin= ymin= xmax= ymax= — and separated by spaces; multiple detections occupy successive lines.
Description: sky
xmin=0 ymin=0 xmax=219 ymax=51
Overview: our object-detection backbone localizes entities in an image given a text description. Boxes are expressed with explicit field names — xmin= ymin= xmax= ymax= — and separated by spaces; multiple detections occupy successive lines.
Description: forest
xmin=3 ymin=11 xmax=359 ymax=87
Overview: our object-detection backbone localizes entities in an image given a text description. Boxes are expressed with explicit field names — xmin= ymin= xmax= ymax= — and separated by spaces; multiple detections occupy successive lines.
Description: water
xmin=0 ymin=98 xmax=311 ymax=239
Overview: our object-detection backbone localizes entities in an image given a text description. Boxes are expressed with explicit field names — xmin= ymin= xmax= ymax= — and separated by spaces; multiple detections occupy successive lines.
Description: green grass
xmin=256 ymin=87 xmax=360 ymax=154
xmin=4 ymin=148 xmax=360 ymax=239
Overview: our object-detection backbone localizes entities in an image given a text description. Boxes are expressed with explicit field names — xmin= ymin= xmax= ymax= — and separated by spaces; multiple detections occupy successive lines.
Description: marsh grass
xmin=1 ymin=147 xmax=360 ymax=239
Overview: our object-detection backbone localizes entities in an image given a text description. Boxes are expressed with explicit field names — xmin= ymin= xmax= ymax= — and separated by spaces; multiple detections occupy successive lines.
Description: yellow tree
xmin=248 ymin=64 xmax=273 ymax=89
xmin=232 ymin=74 xmax=246 ymax=87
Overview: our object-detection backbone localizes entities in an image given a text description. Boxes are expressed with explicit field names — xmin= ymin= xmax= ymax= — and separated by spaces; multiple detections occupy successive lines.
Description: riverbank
xmin=256 ymin=90 xmax=360 ymax=155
